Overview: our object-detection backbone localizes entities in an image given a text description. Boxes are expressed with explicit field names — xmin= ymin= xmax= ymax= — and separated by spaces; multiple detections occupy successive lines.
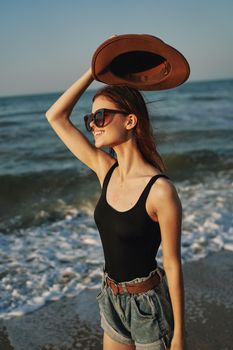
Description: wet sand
xmin=0 ymin=249 xmax=232 ymax=350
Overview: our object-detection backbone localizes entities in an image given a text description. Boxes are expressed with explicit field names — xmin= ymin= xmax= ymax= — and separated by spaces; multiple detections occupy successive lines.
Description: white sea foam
xmin=0 ymin=171 xmax=232 ymax=319
xmin=178 ymin=171 xmax=233 ymax=261
xmin=0 ymin=212 xmax=104 ymax=319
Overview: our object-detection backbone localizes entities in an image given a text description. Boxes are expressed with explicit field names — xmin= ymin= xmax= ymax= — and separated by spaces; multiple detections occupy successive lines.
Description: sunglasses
xmin=84 ymin=108 xmax=129 ymax=132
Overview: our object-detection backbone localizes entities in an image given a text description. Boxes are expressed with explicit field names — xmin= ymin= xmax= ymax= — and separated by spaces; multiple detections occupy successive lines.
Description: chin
xmin=94 ymin=139 xmax=107 ymax=148
xmin=94 ymin=135 xmax=119 ymax=149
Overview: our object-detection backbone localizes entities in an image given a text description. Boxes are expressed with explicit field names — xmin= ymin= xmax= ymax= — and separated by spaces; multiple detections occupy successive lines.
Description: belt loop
xmin=121 ymin=282 xmax=128 ymax=293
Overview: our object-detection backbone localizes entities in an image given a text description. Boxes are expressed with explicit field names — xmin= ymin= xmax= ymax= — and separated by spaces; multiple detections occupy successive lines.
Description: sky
xmin=0 ymin=0 xmax=233 ymax=96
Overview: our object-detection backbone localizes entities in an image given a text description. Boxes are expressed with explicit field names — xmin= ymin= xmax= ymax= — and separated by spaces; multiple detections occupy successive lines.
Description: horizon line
xmin=1 ymin=77 xmax=233 ymax=99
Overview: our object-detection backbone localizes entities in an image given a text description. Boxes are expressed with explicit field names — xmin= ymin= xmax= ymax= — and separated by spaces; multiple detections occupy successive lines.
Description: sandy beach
xmin=0 ymin=249 xmax=232 ymax=350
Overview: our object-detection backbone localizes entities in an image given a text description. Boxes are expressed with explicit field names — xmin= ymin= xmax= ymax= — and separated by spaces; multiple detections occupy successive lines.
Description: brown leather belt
xmin=105 ymin=270 xmax=164 ymax=295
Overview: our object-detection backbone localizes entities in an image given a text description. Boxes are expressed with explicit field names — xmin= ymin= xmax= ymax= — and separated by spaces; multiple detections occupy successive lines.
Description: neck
xmin=113 ymin=138 xmax=149 ymax=182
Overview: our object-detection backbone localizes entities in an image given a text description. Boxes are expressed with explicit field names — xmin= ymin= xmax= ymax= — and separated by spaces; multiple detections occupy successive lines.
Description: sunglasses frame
xmin=84 ymin=108 xmax=129 ymax=132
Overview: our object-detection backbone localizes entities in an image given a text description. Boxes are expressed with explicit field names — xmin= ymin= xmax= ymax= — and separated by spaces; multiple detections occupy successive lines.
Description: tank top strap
xmin=102 ymin=161 xmax=118 ymax=191
xmin=139 ymin=174 xmax=170 ymax=203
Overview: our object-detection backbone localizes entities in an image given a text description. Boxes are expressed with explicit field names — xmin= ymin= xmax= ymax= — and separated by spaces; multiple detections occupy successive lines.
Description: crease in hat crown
xmin=91 ymin=34 xmax=190 ymax=91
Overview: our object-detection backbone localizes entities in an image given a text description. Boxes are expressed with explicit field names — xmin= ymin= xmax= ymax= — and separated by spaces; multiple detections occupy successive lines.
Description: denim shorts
xmin=96 ymin=265 xmax=174 ymax=350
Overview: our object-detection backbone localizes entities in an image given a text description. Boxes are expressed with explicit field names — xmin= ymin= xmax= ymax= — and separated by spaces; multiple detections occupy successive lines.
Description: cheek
xmin=110 ymin=118 xmax=127 ymax=135
xmin=107 ymin=128 xmax=129 ymax=147
xmin=109 ymin=122 xmax=127 ymax=139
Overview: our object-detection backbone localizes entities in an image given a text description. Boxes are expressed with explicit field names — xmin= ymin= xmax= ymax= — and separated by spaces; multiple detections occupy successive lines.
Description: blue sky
xmin=0 ymin=0 xmax=232 ymax=96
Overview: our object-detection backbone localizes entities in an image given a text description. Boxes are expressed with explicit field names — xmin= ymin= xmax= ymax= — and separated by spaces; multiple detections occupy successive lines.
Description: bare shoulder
xmin=153 ymin=176 xmax=177 ymax=196
xmin=149 ymin=175 xmax=182 ymax=211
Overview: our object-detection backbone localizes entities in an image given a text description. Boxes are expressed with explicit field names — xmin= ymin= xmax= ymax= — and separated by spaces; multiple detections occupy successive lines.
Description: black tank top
xmin=94 ymin=161 xmax=170 ymax=282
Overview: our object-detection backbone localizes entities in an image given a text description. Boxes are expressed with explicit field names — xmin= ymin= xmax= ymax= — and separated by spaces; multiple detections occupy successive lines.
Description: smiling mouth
xmin=93 ymin=130 xmax=105 ymax=136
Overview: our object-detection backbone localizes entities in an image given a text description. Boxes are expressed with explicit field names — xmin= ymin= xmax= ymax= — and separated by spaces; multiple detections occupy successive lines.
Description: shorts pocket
xmin=131 ymin=293 xmax=158 ymax=320
xmin=151 ymin=282 xmax=174 ymax=334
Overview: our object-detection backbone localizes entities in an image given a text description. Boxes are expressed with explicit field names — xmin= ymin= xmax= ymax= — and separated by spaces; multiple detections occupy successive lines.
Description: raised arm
xmin=45 ymin=68 xmax=115 ymax=183
xmin=46 ymin=68 xmax=94 ymax=120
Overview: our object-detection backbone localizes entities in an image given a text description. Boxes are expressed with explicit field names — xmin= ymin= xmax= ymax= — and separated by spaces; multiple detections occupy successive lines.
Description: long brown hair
xmin=93 ymin=85 xmax=165 ymax=172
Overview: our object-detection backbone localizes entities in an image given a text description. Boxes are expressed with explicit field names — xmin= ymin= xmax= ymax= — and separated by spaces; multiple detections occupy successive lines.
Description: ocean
xmin=0 ymin=79 xmax=232 ymax=319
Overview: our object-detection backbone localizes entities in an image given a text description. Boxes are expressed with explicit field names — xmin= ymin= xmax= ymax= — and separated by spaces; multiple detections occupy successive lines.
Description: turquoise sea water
xmin=0 ymin=79 xmax=232 ymax=318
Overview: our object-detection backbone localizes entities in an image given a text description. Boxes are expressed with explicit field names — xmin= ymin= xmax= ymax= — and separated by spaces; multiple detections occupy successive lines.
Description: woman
xmin=45 ymin=67 xmax=185 ymax=350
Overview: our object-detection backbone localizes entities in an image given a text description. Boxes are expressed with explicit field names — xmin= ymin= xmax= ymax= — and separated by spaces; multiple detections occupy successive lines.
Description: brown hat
xmin=92 ymin=34 xmax=190 ymax=91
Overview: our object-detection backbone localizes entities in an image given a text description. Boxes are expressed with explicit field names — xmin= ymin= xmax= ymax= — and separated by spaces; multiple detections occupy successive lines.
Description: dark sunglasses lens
xmin=84 ymin=109 xmax=118 ymax=131
xmin=95 ymin=110 xmax=104 ymax=127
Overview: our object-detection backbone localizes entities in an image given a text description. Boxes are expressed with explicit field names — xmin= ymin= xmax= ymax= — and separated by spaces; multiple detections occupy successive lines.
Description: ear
xmin=125 ymin=114 xmax=138 ymax=130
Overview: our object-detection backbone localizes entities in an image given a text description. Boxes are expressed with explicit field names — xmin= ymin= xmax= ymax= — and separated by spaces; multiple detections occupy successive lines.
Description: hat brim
xmin=92 ymin=34 xmax=190 ymax=91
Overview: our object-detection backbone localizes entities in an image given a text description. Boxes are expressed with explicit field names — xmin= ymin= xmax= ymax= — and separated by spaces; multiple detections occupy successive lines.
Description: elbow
xmin=163 ymin=261 xmax=173 ymax=273
xmin=45 ymin=109 xmax=56 ymax=122
xmin=45 ymin=110 xmax=67 ymax=124
xmin=163 ymin=252 xmax=182 ymax=271
xmin=45 ymin=109 xmax=52 ymax=121
xmin=163 ymin=258 xmax=182 ymax=274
